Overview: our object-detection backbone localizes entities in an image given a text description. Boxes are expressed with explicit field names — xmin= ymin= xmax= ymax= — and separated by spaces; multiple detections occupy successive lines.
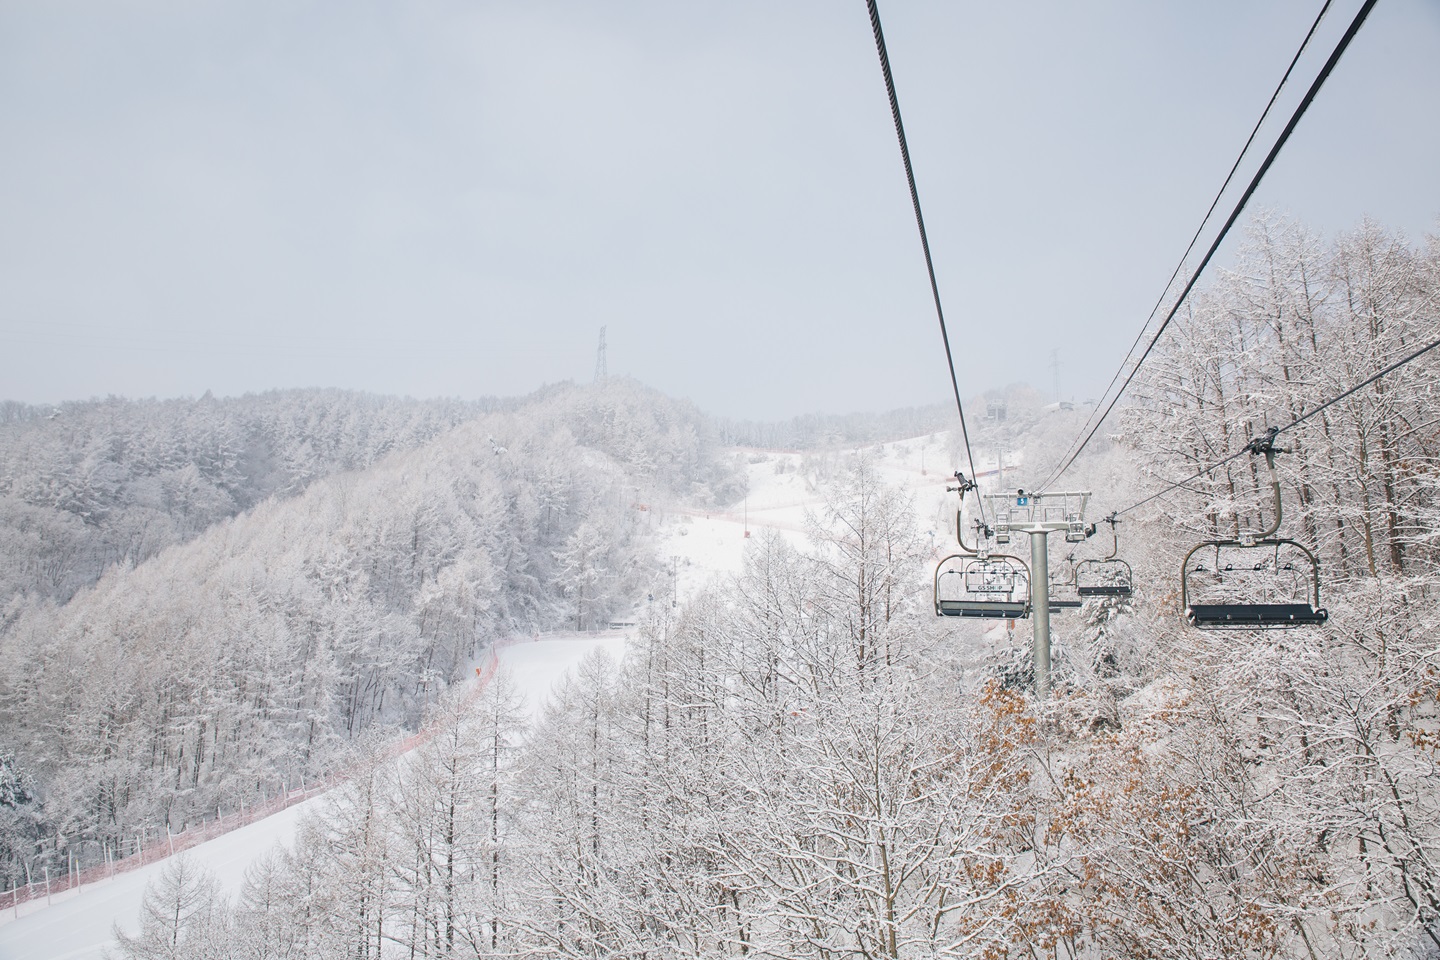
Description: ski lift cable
xmin=1037 ymin=0 xmax=1378 ymax=494
xmin=1041 ymin=0 xmax=1335 ymax=487
xmin=1115 ymin=330 xmax=1440 ymax=518
xmin=864 ymin=0 xmax=987 ymax=524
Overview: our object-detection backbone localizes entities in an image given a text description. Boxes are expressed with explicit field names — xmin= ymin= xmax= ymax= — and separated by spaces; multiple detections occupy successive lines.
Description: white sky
xmin=1 ymin=1 xmax=1437 ymax=421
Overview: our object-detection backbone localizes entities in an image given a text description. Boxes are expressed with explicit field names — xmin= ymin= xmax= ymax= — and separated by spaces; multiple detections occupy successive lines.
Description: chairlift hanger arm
xmin=1102 ymin=513 xmax=1121 ymax=560
xmin=1247 ymin=429 xmax=1285 ymax=542
xmin=949 ymin=473 xmax=992 ymax=555
xmin=956 ymin=517 xmax=991 ymax=556
xmin=1058 ymin=551 xmax=1078 ymax=589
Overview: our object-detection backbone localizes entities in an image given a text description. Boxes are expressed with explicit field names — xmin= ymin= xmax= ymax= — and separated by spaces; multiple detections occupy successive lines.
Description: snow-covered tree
xmin=111 ymin=855 xmax=228 ymax=960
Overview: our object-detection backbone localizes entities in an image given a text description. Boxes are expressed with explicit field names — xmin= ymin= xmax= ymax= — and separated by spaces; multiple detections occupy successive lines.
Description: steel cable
xmin=1040 ymin=1 xmax=1335 ymax=491
xmin=1038 ymin=0 xmax=1377 ymax=492
xmin=865 ymin=0 xmax=987 ymax=521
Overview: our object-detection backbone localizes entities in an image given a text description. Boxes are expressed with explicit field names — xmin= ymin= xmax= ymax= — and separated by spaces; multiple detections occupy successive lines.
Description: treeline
xmin=0 ymin=389 xmax=489 ymax=604
xmin=0 ymin=380 xmax=742 ymax=607
xmin=1126 ymin=215 xmax=1440 ymax=581
xmin=0 ymin=378 xmax=742 ymax=891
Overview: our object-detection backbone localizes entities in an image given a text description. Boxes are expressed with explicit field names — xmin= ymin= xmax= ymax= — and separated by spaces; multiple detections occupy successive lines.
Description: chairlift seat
xmin=1186 ymin=603 xmax=1329 ymax=628
xmin=1077 ymin=584 xmax=1132 ymax=598
xmin=1047 ymin=599 xmax=1083 ymax=613
xmin=936 ymin=553 xmax=1031 ymax=620
xmin=937 ymin=599 xmax=1029 ymax=619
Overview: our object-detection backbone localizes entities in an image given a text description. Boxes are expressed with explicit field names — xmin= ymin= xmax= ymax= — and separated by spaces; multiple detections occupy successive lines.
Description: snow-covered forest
xmin=4 ymin=217 xmax=1440 ymax=958
xmin=0 ymin=379 xmax=741 ymax=895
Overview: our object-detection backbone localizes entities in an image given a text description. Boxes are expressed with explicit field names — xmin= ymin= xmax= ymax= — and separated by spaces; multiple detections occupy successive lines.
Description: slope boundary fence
xmin=1 ymin=642 xmax=506 ymax=918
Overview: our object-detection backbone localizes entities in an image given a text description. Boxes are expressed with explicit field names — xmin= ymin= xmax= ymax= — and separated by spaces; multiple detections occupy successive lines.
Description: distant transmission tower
xmin=1050 ymin=348 xmax=1061 ymax=402
xmin=595 ymin=326 xmax=608 ymax=382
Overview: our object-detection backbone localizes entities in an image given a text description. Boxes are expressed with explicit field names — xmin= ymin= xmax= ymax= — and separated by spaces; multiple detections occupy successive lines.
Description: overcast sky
xmin=1 ymin=1 xmax=1437 ymax=421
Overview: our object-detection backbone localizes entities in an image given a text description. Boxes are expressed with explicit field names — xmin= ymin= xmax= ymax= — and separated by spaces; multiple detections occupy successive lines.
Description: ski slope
xmin=0 ymin=435 xmax=961 ymax=960
xmin=659 ymin=435 xmax=960 ymax=603
xmin=0 ymin=792 xmax=327 ymax=960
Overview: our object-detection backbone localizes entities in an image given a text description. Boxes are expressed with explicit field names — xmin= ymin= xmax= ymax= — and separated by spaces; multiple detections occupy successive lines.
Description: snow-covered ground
xmin=0 ymin=792 xmax=328 ymax=960
xmin=499 ymin=631 xmax=629 ymax=720
xmin=658 ymin=435 xmax=961 ymax=606
xmin=0 ymin=434 xmax=968 ymax=960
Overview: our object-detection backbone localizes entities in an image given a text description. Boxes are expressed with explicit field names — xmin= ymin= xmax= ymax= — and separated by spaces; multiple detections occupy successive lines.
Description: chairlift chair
xmin=934 ymin=472 xmax=1032 ymax=619
xmin=934 ymin=554 xmax=1031 ymax=619
xmin=1075 ymin=514 xmax=1134 ymax=598
xmin=1180 ymin=430 xmax=1327 ymax=629
xmin=1182 ymin=539 xmax=1327 ymax=628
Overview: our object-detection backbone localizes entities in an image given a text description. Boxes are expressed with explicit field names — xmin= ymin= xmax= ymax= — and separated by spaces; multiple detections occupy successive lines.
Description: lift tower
xmin=984 ymin=489 xmax=1092 ymax=699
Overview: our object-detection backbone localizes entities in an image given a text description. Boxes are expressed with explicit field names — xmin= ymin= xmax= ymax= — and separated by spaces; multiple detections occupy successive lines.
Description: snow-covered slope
xmin=0 ymin=792 xmax=328 ymax=960
xmin=659 ymin=436 xmax=958 ymax=603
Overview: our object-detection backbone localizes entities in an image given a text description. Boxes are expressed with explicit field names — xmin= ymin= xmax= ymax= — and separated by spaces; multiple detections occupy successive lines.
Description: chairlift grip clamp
xmin=949 ymin=471 xmax=977 ymax=495
xmin=1246 ymin=426 xmax=1290 ymax=456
